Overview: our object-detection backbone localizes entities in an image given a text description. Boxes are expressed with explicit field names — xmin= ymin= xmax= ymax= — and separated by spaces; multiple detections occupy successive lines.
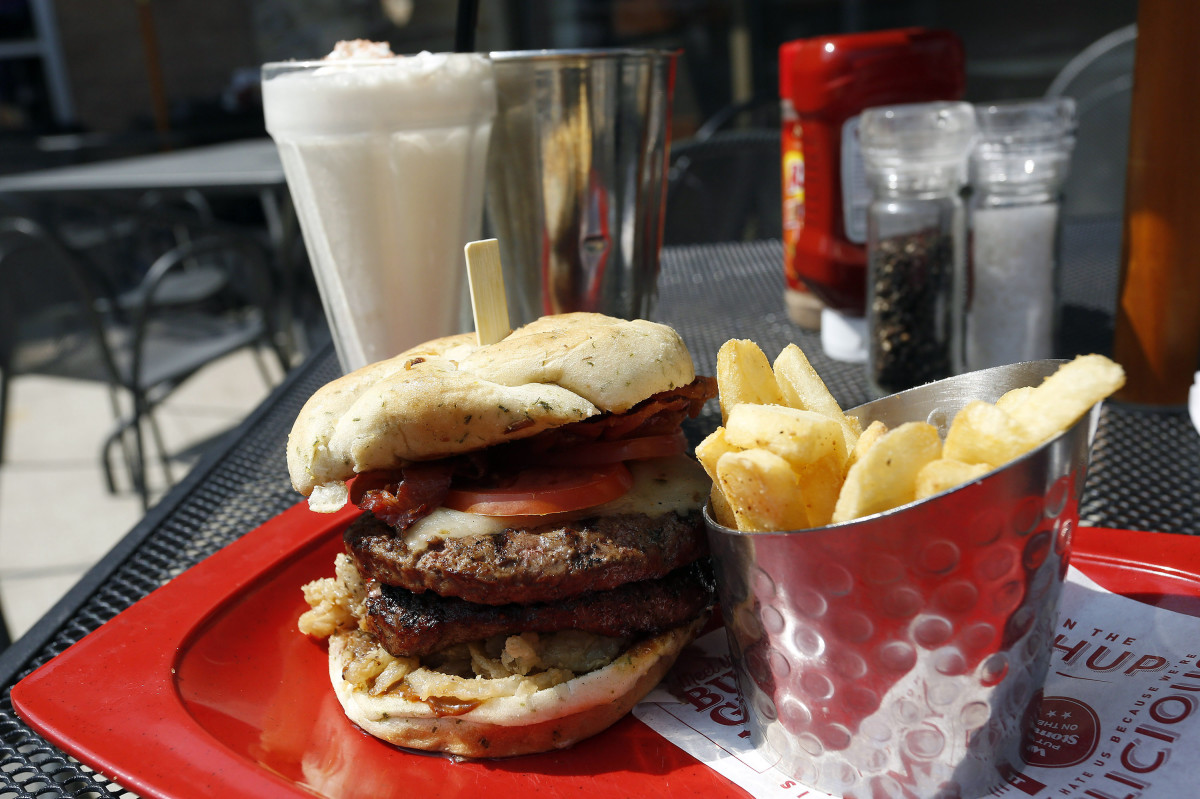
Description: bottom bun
xmin=328 ymin=615 xmax=706 ymax=758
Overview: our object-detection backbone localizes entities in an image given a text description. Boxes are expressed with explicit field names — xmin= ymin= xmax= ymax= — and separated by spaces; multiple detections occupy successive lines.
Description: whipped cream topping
xmin=326 ymin=39 xmax=396 ymax=60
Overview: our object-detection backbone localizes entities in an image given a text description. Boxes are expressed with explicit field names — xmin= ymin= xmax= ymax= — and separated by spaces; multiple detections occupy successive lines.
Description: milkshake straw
xmin=454 ymin=0 xmax=480 ymax=52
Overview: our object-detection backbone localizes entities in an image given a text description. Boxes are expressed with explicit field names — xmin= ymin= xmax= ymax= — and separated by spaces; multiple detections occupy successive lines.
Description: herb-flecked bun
xmin=287 ymin=313 xmax=696 ymax=511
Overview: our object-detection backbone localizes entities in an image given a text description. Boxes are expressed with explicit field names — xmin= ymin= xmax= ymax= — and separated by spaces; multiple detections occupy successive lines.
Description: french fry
xmin=723 ymin=403 xmax=846 ymax=468
xmin=995 ymin=385 xmax=1035 ymax=413
xmin=1005 ymin=354 xmax=1125 ymax=444
xmin=943 ymin=400 xmax=1037 ymax=466
xmin=716 ymin=339 xmax=784 ymax=423
xmin=704 ymin=343 xmax=1124 ymax=533
xmin=709 ymin=484 xmax=737 ymax=528
xmin=716 ymin=449 xmax=811 ymax=532
xmin=773 ymin=344 xmax=862 ymax=452
xmin=915 ymin=458 xmax=992 ymax=500
xmin=790 ymin=449 xmax=843 ymax=527
xmin=696 ymin=427 xmax=737 ymax=484
xmin=845 ymin=419 xmax=888 ymax=474
xmin=831 ymin=422 xmax=942 ymax=524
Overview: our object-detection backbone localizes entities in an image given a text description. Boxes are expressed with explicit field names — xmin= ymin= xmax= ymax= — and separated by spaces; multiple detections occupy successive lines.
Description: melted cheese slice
xmin=402 ymin=454 xmax=710 ymax=552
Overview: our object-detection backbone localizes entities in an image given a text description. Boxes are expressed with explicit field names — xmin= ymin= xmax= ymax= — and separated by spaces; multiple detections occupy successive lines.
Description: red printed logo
xmin=1020 ymin=693 xmax=1101 ymax=768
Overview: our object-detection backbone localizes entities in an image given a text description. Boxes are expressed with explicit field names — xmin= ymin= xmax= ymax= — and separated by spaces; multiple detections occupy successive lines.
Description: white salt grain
xmin=967 ymin=203 xmax=1059 ymax=368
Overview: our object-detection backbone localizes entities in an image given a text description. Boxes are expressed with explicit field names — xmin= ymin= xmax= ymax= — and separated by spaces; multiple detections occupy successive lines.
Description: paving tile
xmin=2 ymin=375 xmax=120 ymax=468
xmin=0 ymin=347 xmax=281 ymax=640
xmin=164 ymin=348 xmax=284 ymax=410
xmin=0 ymin=567 xmax=89 ymax=642
xmin=0 ymin=463 xmax=142 ymax=573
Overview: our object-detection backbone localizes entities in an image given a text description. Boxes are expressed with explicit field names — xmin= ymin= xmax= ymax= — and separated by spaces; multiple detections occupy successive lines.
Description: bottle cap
xmin=971 ymin=97 xmax=1077 ymax=195
xmin=859 ymin=101 xmax=977 ymax=189
xmin=820 ymin=308 xmax=868 ymax=363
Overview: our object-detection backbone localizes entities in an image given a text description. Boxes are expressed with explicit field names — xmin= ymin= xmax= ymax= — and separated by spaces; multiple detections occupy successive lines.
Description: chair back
xmin=127 ymin=231 xmax=285 ymax=392
xmin=0 ymin=216 xmax=124 ymax=387
xmin=1046 ymin=24 xmax=1136 ymax=219
xmin=664 ymin=129 xmax=782 ymax=245
xmin=132 ymin=189 xmax=216 ymax=270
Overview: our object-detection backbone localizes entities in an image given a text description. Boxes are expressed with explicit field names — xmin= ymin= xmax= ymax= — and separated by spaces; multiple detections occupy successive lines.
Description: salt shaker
xmin=859 ymin=101 xmax=976 ymax=396
xmin=966 ymin=98 xmax=1076 ymax=369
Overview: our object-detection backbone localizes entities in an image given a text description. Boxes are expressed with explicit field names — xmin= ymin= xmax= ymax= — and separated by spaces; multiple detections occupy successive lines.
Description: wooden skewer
xmin=464 ymin=238 xmax=512 ymax=346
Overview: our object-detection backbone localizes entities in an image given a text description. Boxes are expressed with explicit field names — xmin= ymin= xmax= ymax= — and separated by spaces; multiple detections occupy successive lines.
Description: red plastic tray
xmin=11 ymin=504 xmax=1200 ymax=799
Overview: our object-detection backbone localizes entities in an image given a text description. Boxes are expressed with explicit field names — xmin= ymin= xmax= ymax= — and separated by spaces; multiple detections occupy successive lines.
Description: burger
xmin=289 ymin=312 xmax=718 ymax=757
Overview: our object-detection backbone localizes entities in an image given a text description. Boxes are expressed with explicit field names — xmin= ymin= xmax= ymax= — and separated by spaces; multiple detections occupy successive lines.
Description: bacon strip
xmin=353 ymin=464 xmax=453 ymax=529
xmin=350 ymin=377 xmax=718 ymax=531
xmin=515 ymin=376 xmax=718 ymax=450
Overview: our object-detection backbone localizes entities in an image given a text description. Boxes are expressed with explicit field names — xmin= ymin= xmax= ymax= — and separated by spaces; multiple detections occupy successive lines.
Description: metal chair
xmin=0 ymin=217 xmax=126 ymax=467
xmin=0 ymin=217 xmax=289 ymax=509
xmin=664 ymin=128 xmax=782 ymax=245
xmin=1046 ymin=24 xmax=1137 ymax=219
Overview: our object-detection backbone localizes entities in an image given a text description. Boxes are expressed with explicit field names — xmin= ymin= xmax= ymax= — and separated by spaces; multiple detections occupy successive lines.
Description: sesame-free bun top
xmin=288 ymin=313 xmax=696 ymax=510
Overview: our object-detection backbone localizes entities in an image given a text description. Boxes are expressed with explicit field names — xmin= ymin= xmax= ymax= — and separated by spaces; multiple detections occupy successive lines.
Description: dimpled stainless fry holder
xmin=704 ymin=361 xmax=1097 ymax=799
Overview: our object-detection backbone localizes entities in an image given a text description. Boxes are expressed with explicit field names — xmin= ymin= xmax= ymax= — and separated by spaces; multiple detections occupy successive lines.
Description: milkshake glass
xmin=263 ymin=48 xmax=496 ymax=372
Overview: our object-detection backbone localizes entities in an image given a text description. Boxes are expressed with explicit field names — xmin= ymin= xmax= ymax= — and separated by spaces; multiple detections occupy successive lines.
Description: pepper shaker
xmin=859 ymin=101 xmax=976 ymax=396
xmin=966 ymin=98 xmax=1076 ymax=369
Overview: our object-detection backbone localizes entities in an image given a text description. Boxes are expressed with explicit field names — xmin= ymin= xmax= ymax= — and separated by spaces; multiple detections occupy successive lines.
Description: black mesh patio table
xmin=2 ymin=235 xmax=1196 ymax=798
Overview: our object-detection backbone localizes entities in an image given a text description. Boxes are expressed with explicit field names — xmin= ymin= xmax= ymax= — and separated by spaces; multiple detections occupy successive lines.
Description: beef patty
xmin=345 ymin=510 xmax=709 ymax=606
xmin=363 ymin=559 xmax=716 ymax=658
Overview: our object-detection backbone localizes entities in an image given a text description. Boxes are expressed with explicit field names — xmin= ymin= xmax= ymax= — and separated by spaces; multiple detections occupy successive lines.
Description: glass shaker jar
xmin=859 ymin=101 xmax=977 ymax=396
xmin=966 ymin=97 xmax=1076 ymax=369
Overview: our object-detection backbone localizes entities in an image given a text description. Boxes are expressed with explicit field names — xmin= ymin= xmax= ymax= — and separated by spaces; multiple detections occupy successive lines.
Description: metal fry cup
xmin=704 ymin=360 xmax=1096 ymax=799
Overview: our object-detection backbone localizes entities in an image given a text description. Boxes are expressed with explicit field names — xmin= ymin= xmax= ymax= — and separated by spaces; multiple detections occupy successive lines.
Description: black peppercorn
xmin=869 ymin=227 xmax=954 ymax=394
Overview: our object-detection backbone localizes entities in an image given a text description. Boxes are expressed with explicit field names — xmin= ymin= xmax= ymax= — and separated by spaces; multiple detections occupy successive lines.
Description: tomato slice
xmin=444 ymin=462 xmax=634 ymax=516
xmin=537 ymin=431 xmax=687 ymax=466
